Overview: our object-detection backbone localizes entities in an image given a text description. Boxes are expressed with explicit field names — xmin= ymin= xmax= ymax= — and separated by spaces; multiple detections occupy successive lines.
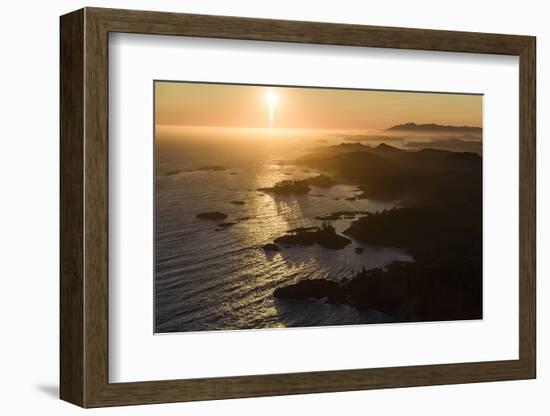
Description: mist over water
xmin=154 ymin=126 xmax=415 ymax=333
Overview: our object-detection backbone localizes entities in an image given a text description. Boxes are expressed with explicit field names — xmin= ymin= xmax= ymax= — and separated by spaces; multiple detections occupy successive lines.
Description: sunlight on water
xmin=154 ymin=126 xmax=413 ymax=333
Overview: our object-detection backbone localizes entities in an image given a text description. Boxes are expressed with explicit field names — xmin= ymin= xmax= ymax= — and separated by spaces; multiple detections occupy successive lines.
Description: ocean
xmin=154 ymin=126 xmax=413 ymax=333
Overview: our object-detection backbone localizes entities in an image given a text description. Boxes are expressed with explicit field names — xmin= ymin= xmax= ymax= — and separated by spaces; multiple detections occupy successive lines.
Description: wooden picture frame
xmin=60 ymin=7 xmax=536 ymax=408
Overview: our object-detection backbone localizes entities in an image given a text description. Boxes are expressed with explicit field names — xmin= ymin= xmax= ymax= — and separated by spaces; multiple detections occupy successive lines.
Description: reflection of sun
xmin=265 ymin=90 xmax=279 ymax=128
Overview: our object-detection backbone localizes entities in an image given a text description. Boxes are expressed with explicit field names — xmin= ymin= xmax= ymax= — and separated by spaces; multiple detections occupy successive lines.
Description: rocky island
xmin=196 ymin=211 xmax=228 ymax=220
xmin=258 ymin=179 xmax=310 ymax=194
xmin=217 ymin=222 xmax=237 ymax=228
xmin=274 ymin=223 xmax=351 ymax=249
xmin=190 ymin=165 xmax=227 ymax=172
xmin=258 ymin=174 xmax=335 ymax=195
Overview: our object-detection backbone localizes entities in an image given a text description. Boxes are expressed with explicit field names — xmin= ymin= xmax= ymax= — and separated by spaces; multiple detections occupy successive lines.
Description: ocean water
xmin=154 ymin=126 xmax=413 ymax=333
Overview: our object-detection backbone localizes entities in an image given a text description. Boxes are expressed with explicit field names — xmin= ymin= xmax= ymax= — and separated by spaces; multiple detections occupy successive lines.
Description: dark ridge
xmin=386 ymin=122 xmax=482 ymax=134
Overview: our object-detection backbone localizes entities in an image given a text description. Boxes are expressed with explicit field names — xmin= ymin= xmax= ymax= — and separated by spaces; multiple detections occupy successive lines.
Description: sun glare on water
xmin=265 ymin=90 xmax=279 ymax=129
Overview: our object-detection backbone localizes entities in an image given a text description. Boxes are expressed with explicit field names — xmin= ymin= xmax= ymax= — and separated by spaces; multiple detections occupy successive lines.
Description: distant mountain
xmin=295 ymin=140 xmax=481 ymax=201
xmin=322 ymin=142 xmax=372 ymax=154
xmin=386 ymin=122 xmax=482 ymax=134
xmin=369 ymin=142 xmax=407 ymax=158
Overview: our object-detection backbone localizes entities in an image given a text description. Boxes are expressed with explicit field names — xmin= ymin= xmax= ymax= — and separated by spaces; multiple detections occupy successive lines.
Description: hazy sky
xmin=155 ymin=81 xmax=482 ymax=131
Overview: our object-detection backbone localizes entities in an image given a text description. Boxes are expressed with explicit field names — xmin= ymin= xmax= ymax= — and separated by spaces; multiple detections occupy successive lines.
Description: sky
xmin=155 ymin=81 xmax=482 ymax=131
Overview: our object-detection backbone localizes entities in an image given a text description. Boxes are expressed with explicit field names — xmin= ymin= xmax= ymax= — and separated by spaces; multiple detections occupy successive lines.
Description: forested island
xmin=258 ymin=174 xmax=334 ymax=194
xmin=274 ymin=223 xmax=351 ymax=249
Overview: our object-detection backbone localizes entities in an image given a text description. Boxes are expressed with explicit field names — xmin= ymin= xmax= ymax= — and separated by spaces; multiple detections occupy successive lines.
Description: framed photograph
xmin=60 ymin=7 xmax=536 ymax=408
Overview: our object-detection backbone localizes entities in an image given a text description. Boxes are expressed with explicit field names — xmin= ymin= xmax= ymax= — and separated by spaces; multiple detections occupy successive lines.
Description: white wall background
xmin=0 ymin=0 xmax=546 ymax=414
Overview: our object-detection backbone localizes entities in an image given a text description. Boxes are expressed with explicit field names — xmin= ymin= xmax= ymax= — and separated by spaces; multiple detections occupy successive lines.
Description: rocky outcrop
xmin=262 ymin=243 xmax=281 ymax=252
xmin=259 ymin=180 xmax=311 ymax=194
xmin=196 ymin=212 xmax=228 ymax=220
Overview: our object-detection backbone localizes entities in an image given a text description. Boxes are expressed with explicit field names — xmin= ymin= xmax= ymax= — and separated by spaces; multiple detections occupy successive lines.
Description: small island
xmin=258 ymin=174 xmax=335 ymax=195
xmin=274 ymin=223 xmax=351 ymax=249
xmin=186 ymin=165 xmax=227 ymax=172
xmin=236 ymin=216 xmax=252 ymax=221
xmin=196 ymin=211 xmax=228 ymax=220
xmin=217 ymin=222 xmax=237 ymax=228
xmin=258 ymin=179 xmax=311 ymax=194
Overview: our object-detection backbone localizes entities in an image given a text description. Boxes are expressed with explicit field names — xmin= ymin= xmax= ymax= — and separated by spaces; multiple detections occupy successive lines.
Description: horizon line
xmin=154 ymin=122 xmax=483 ymax=131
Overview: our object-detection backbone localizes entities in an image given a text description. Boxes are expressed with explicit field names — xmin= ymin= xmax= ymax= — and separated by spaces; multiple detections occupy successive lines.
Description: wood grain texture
xmin=83 ymin=10 xmax=110 ymax=406
xmin=59 ymin=7 xmax=537 ymax=408
xmin=518 ymin=38 xmax=536 ymax=375
xmin=59 ymin=8 xmax=84 ymax=407
xmin=88 ymin=7 xmax=532 ymax=55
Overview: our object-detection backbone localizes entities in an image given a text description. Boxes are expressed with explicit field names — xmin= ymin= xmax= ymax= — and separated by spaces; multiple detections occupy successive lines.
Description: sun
xmin=265 ymin=90 xmax=279 ymax=128
xmin=266 ymin=90 xmax=278 ymax=108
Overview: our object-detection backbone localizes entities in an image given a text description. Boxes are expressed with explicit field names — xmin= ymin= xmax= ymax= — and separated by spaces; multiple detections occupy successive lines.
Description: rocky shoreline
xmin=273 ymin=202 xmax=482 ymax=322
